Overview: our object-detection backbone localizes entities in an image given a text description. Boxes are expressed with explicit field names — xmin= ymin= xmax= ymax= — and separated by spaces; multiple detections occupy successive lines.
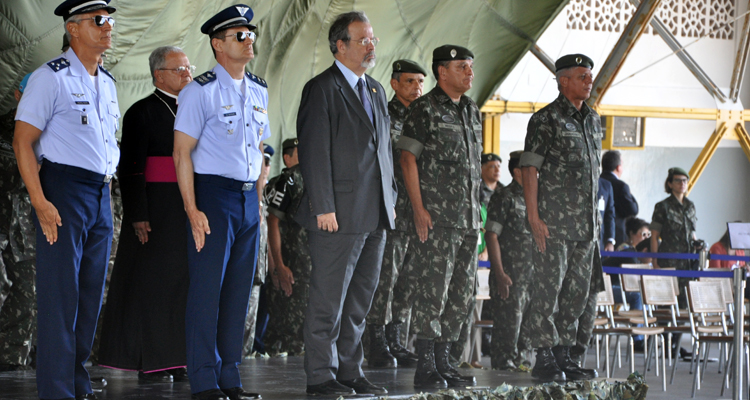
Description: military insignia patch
xmin=575 ymin=56 xmax=582 ymax=65
xmin=195 ymin=71 xmax=217 ymax=86
xmin=565 ymin=122 xmax=576 ymax=131
xmin=222 ymin=105 xmax=233 ymax=110
xmin=47 ymin=57 xmax=71 ymax=72
xmin=246 ymin=72 xmax=268 ymax=88
xmin=450 ymin=49 xmax=457 ymax=58
xmin=253 ymin=105 xmax=267 ymax=114
xmin=236 ymin=6 xmax=249 ymax=15
xmin=442 ymin=115 xmax=455 ymax=123
xmin=72 ymin=93 xmax=84 ymax=98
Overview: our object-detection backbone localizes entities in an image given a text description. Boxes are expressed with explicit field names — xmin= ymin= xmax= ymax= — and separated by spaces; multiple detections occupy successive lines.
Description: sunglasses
xmin=78 ymin=15 xmax=115 ymax=28
xmin=225 ymin=31 xmax=256 ymax=43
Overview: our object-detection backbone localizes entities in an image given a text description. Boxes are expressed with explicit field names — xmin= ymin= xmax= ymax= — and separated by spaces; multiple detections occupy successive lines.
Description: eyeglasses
xmin=225 ymin=31 xmax=256 ymax=43
xmin=78 ymin=15 xmax=115 ymax=28
xmin=159 ymin=65 xmax=196 ymax=74
xmin=672 ymin=178 xmax=689 ymax=184
xmin=348 ymin=37 xmax=379 ymax=47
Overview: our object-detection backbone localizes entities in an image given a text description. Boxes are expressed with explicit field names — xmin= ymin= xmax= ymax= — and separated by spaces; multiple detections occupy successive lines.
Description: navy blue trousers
xmin=186 ymin=175 xmax=259 ymax=394
xmin=34 ymin=161 xmax=112 ymax=399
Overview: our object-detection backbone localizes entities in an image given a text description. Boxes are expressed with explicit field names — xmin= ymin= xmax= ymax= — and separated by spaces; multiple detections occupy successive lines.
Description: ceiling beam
xmin=529 ymin=44 xmax=556 ymax=74
xmin=628 ymin=0 xmax=727 ymax=103
xmin=588 ymin=0 xmax=663 ymax=108
xmin=729 ymin=1 xmax=750 ymax=102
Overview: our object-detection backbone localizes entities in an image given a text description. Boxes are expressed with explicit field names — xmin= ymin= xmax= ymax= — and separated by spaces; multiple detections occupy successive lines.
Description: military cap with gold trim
xmin=555 ymin=53 xmax=594 ymax=72
xmin=432 ymin=45 xmax=474 ymax=62
xmin=201 ymin=4 xmax=256 ymax=35
xmin=392 ymin=59 xmax=427 ymax=76
xmin=282 ymin=138 xmax=299 ymax=152
xmin=54 ymin=0 xmax=116 ymax=21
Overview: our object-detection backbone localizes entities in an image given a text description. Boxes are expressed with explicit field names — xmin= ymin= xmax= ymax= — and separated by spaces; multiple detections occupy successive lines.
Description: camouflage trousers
xmin=451 ymin=293 xmax=480 ymax=363
xmin=526 ymin=238 xmax=595 ymax=348
xmin=571 ymin=274 xmax=600 ymax=360
xmin=366 ymin=230 xmax=411 ymax=325
xmin=0 ymin=256 xmax=36 ymax=366
xmin=264 ymin=269 xmax=311 ymax=356
xmin=489 ymin=266 xmax=533 ymax=368
xmin=0 ymin=235 xmax=10 ymax=312
xmin=243 ymin=284 xmax=262 ymax=356
xmin=410 ymin=227 xmax=478 ymax=342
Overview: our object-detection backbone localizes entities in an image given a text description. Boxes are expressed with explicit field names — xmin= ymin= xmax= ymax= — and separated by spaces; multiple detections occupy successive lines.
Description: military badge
xmin=253 ymin=105 xmax=267 ymax=114
xmin=222 ymin=105 xmax=233 ymax=110
xmin=450 ymin=49 xmax=457 ymax=58
xmin=565 ymin=122 xmax=576 ymax=131
xmin=442 ymin=115 xmax=455 ymax=123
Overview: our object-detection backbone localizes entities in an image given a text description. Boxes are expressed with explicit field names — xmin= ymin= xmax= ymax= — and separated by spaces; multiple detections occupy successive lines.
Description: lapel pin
xmin=372 ymin=88 xmax=376 ymax=93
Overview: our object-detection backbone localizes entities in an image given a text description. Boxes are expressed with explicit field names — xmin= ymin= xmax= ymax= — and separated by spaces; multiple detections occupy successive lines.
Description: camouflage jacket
xmin=396 ymin=85 xmax=482 ymax=230
xmin=264 ymin=165 xmax=311 ymax=281
xmin=255 ymin=200 xmax=268 ymax=285
xmin=0 ymin=109 xmax=19 ymax=233
xmin=388 ymin=96 xmax=411 ymax=232
xmin=485 ymin=181 xmax=534 ymax=274
xmin=651 ymin=194 xmax=697 ymax=256
xmin=519 ymin=93 xmax=602 ymax=241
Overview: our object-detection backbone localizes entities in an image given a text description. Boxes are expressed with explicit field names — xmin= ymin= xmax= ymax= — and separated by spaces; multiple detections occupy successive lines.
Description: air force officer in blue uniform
xmin=13 ymin=1 xmax=119 ymax=398
xmin=173 ymin=5 xmax=269 ymax=400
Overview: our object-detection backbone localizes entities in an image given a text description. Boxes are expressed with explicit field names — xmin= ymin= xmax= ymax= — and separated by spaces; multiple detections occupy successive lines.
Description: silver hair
xmin=328 ymin=11 xmax=369 ymax=54
xmin=149 ymin=46 xmax=184 ymax=84
xmin=555 ymin=67 xmax=575 ymax=91
xmin=64 ymin=16 xmax=80 ymax=42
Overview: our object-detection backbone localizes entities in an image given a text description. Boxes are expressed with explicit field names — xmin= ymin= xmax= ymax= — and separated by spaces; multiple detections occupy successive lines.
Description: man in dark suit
xmin=600 ymin=150 xmax=638 ymax=245
xmin=295 ymin=11 xmax=397 ymax=398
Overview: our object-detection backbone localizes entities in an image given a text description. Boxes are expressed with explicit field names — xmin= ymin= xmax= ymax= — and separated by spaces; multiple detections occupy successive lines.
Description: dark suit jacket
xmin=295 ymin=63 xmax=397 ymax=234
xmin=600 ymin=170 xmax=638 ymax=244
xmin=598 ymin=177 xmax=615 ymax=246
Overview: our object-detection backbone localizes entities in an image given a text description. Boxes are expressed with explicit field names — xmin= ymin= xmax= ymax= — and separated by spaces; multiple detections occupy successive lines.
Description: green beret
xmin=433 ymin=45 xmax=474 ymax=62
xmin=282 ymin=138 xmax=299 ymax=152
xmin=481 ymin=153 xmax=501 ymax=164
xmin=668 ymin=167 xmax=689 ymax=180
xmin=509 ymin=150 xmax=523 ymax=160
xmin=555 ymin=53 xmax=594 ymax=72
xmin=392 ymin=59 xmax=427 ymax=76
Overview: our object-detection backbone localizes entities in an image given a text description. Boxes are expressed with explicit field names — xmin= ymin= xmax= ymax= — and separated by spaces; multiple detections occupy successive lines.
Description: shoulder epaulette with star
xmin=194 ymin=71 xmax=217 ymax=86
xmin=47 ymin=57 xmax=71 ymax=72
xmin=99 ymin=66 xmax=116 ymax=82
xmin=246 ymin=72 xmax=267 ymax=88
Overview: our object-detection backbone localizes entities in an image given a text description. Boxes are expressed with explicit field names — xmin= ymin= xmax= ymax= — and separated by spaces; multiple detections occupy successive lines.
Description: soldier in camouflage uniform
xmin=366 ymin=59 xmax=425 ymax=369
xmin=651 ymin=167 xmax=697 ymax=308
xmin=243 ymin=145 xmax=274 ymax=356
xmin=485 ymin=151 xmax=534 ymax=370
xmin=396 ymin=45 xmax=481 ymax=389
xmin=0 ymin=74 xmax=37 ymax=371
xmin=263 ymin=138 xmax=311 ymax=356
xmin=520 ymin=54 xmax=602 ymax=382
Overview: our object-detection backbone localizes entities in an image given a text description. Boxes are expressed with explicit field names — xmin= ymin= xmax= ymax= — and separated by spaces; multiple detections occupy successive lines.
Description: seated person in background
xmin=708 ymin=227 xmax=746 ymax=269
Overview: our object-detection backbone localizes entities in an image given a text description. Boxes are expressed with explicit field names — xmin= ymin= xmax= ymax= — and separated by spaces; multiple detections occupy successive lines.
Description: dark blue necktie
xmin=357 ymin=78 xmax=373 ymax=125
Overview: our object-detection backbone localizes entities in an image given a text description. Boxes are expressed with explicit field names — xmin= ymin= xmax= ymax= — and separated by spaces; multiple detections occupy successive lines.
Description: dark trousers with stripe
xmin=34 ymin=161 xmax=113 ymax=399
xmin=186 ymin=174 xmax=259 ymax=394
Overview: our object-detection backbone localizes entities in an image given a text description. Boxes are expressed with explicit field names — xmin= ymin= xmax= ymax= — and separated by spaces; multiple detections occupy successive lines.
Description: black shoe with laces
xmin=367 ymin=324 xmax=397 ymax=368
xmin=413 ymin=339 xmax=448 ymax=389
xmin=531 ymin=347 xmax=566 ymax=382
xmin=385 ymin=322 xmax=418 ymax=367
xmin=434 ymin=341 xmax=476 ymax=387
xmin=552 ymin=345 xmax=597 ymax=380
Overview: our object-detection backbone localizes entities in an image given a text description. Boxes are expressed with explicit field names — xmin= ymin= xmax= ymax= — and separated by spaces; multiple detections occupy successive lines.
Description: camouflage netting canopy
xmin=0 ymin=0 xmax=566 ymax=168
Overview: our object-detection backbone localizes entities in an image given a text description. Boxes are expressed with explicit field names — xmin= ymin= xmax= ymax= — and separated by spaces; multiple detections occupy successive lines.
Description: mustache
xmin=363 ymin=51 xmax=375 ymax=61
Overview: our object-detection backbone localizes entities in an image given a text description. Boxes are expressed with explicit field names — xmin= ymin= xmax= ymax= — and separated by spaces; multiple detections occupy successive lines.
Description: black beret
xmin=55 ymin=0 xmax=116 ymax=21
xmin=392 ymin=60 xmax=427 ymax=76
xmin=481 ymin=153 xmax=501 ymax=164
xmin=555 ymin=54 xmax=594 ymax=72
xmin=509 ymin=150 xmax=523 ymax=160
xmin=282 ymin=138 xmax=299 ymax=152
xmin=201 ymin=4 xmax=256 ymax=35
xmin=432 ymin=45 xmax=474 ymax=63
xmin=668 ymin=167 xmax=689 ymax=180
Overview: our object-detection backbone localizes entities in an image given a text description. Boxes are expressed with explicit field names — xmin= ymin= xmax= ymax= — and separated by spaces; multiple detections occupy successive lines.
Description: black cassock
xmin=99 ymin=90 xmax=188 ymax=372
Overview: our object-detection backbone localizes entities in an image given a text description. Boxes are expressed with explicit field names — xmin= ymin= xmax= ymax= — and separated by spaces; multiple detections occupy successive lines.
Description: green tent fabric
xmin=0 ymin=0 xmax=566 ymax=171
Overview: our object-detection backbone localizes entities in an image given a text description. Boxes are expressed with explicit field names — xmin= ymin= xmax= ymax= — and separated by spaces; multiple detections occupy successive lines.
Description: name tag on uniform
xmin=75 ymin=101 xmax=90 ymax=105
xmin=598 ymin=197 xmax=605 ymax=211
xmin=561 ymin=130 xmax=581 ymax=138
xmin=224 ymin=112 xmax=236 ymax=117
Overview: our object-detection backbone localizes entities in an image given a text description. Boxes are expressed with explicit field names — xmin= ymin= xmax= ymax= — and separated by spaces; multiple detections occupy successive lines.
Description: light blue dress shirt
xmin=15 ymin=48 xmax=121 ymax=175
xmin=175 ymin=63 xmax=271 ymax=182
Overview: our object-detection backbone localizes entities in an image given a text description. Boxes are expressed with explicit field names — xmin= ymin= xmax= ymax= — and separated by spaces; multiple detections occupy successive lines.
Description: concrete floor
xmin=0 ymin=338 xmax=741 ymax=400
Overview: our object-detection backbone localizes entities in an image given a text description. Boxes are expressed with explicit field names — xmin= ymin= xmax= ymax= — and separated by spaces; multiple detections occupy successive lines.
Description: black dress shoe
xmin=339 ymin=377 xmax=387 ymax=395
xmin=170 ymin=367 xmax=189 ymax=382
xmin=76 ymin=394 xmax=97 ymax=400
xmin=138 ymin=370 xmax=174 ymax=383
xmin=221 ymin=387 xmax=261 ymax=399
xmin=306 ymin=379 xmax=356 ymax=397
xmin=192 ymin=389 xmax=229 ymax=400
xmin=90 ymin=376 xmax=107 ymax=390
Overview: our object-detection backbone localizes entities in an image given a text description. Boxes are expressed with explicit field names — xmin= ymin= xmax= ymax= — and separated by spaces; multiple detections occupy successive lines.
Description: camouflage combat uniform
xmin=651 ymin=194 xmax=697 ymax=307
xmin=0 ymin=108 xmax=37 ymax=367
xmin=486 ymin=181 xmax=535 ymax=368
xmin=519 ymin=92 xmax=603 ymax=348
xmin=262 ymin=165 xmax=311 ymax=355
xmin=243 ymin=200 xmax=269 ymax=356
xmin=396 ymin=85 xmax=482 ymax=342
xmin=367 ymin=96 xmax=414 ymax=327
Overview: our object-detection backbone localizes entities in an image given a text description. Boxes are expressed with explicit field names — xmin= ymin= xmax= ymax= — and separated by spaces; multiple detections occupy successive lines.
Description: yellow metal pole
xmin=482 ymin=114 xmax=501 ymax=155
xmin=687 ymin=122 xmax=728 ymax=194
xmin=734 ymin=123 xmax=750 ymax=164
